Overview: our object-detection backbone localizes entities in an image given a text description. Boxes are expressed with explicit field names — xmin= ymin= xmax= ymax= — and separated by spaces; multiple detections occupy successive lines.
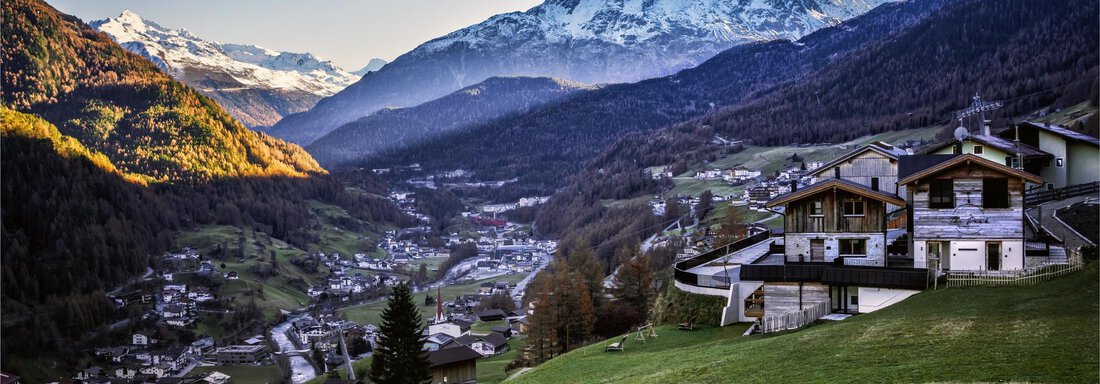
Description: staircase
xmin=1048 ymin=246 xmax=1068 ymax=264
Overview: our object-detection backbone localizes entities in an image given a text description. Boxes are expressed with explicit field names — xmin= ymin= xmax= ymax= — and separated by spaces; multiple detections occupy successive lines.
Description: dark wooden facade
xmin=784 ymin=189 xmax=888 ymax=233
xmin=431 ymin=361 xmax=476 ymax=384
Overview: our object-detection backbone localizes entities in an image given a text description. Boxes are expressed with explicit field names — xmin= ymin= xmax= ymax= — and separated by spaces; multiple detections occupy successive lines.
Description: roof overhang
xmin=765 ymin=178 xmax=905 ymax=208
xmin=897 ymin=154 xmax=1044 ymax=185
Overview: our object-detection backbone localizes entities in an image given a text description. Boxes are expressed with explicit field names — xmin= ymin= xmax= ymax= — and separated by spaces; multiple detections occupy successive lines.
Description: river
xmin=270 ymin=316 xmax=316 ymax=384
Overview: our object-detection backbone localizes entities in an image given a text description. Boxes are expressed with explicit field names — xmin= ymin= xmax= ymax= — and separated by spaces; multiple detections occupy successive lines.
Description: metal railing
xmin=1025 ymin=181 xmax=1099 ymax=205
xmin=673 ymin=230 xmax=772 ymax=289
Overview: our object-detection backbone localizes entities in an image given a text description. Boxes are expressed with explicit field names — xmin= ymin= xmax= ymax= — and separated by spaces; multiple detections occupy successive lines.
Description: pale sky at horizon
xmin=45 ymin=0 xmax=543 ymax=70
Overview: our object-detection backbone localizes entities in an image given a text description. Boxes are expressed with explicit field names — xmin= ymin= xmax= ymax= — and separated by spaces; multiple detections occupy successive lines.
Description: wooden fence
xmin=759 ymin=301 xmax=829 ymax=333
xmin=944 ymin=251 xmax=1085 ymax=288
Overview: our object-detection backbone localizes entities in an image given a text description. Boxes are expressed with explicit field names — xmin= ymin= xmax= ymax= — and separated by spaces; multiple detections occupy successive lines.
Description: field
xmin=686 ymin=125 xmax=944 ymax=177
xmin=337 ymin=274 xmax=526 ymax=327
xmin=175 ymin=225 xmax=316 ymax=320
xmin=512 ymin=263 xmax=1099 ymax=383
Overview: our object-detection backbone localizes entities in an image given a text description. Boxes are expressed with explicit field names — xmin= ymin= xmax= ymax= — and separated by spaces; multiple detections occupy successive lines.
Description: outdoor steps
xmin=1049 ymin=246 xmax=1068 ymax=263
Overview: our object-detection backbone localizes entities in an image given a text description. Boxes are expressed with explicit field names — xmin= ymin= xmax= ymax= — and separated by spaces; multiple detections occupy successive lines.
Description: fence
xmin=1025 ymin=181 xmax=1099 ymax=205
xmin=944 ymin=250 xmax=1085 ymax=288
xmin=759 ymin=301 xmax=829 ymax=333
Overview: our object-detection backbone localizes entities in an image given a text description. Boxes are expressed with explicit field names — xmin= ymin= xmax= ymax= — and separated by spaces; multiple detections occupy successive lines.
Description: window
xmin=1056 ymin=157 xmax=1064 ymax=167
xmin=839 ymin=239 xmax=866 ymax=255
xmin=870 ymin=177 xmax=880 ymax=192
xmin=849 ymin=294 xmax=859 ymax=306
xmin=810 ymin=201 xmax=823 ymax=216
xmin=833 ymin=167 xmax=840 ymax=179
xmin=982 ymin=178 xmax=1009 ymax=208
xmin=929 ymin=179 xmax=955 ymax=208
xmin=973 ymin=145 xmax=984 ymax=154
xmin=842 ymin=199 xmax=864 ymax=216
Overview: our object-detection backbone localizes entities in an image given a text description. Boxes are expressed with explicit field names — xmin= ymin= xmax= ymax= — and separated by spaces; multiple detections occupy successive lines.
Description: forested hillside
xmin=372 ymin=0 xmax=1098 ymax=191
xmin=308 ymin=77 xmax=596 ymax=167
xmin=0 ymin=0 xmax=408 ymax=365
xmin=1 ymin=0 xmax=323 ymax=183
xmin=698 ymin=0 xmax=1100 ymax=144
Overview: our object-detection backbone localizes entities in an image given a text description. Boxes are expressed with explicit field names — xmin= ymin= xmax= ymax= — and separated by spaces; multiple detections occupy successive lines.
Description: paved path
xmin=1027 ymin=194 xmax=1098 ymax=250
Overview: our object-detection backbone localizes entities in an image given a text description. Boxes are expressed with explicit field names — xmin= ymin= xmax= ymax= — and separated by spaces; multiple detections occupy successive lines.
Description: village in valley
xmin=66 ymin=161 xmax=560 ymax=384
xmin=56 ymin=101 xmax=1098 ymax=383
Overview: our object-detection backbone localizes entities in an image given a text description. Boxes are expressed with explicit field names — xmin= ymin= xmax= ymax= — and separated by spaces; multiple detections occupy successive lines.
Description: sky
xmin=46 ymin=0 xmax=543 ymax=70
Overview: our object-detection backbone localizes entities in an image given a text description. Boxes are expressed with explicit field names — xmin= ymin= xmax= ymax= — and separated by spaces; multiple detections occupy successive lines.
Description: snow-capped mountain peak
xmin=90 ymin=10 xmax=359 ymax=96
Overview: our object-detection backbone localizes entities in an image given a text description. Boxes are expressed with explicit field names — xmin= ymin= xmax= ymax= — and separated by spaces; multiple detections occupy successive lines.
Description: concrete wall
xmin=1037 ymin=130 xmax=1068 ymax=188
xmin=1068 ymin=142 xmax=1100 ymax=186
xmin=856 ymin=287 xmax=920 ymax=313
xmin=722 ymin=281 xmax=764 ymax=325
xmin=785 ymin=232 xmax=885 ymax=265
xmin=763 ymin=282 xmax=829 ymax=316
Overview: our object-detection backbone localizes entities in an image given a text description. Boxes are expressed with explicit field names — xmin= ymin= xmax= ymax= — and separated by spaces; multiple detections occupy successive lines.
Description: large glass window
xmin=842 ymin=199 xmax=864 ymax=216
xmin=839 ymin=239 xmax=866 ymax=255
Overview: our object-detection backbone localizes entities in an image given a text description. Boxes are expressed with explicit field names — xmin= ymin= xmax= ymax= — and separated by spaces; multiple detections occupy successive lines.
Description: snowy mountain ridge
xmin=270 ymin=0 xmax=889 ymax=144
xmin=91 ymin=10 xmax=368 ymax=96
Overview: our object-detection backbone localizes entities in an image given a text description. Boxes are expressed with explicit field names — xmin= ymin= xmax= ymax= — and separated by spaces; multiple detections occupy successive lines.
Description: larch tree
xmin=612 ymin=253 xmax=655 ymax=321
xmin=369 ymin=283 xmax=431 ymax=384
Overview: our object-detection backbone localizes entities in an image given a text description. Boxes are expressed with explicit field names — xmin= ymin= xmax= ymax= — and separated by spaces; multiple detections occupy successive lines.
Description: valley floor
xmin=511 ymin=263 xmax=1099 ymax=383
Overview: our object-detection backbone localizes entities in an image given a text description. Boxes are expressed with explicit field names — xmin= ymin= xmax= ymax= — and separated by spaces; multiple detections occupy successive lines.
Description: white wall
xmin=857 ymin=287 xmax=920 ymax=313
xmin=949 ymin=241 xmax=986 ymax=270
xmin=946 ymin=240 xmax=1024 ymax=271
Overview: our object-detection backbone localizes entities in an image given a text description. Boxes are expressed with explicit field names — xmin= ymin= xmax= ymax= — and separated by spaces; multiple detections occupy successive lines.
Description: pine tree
xmin=369 ymin=283 xmax=432 ymax=384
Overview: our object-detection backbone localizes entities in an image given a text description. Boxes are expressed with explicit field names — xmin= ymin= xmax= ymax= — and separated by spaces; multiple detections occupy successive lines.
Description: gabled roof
xmin=809 ymin=142 xmax=909 ymax=177
xmin=428 ymin=345 xmax=481 ymax=367
xmin=897 ymin=154 xmax=1044 ymax=185
xmin=482 ymin=332 xmax=508 ymax=348
xmin=1022 ymin=121 xmax=1100 ymax=146
xmin=766 ymin=178 xmax=906 ymax=208
xmin=918 ymin=134 xmax=1051 ymax=157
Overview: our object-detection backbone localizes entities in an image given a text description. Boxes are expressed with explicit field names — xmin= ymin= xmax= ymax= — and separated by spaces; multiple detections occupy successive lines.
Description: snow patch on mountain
xmin=91 ymin=10 xmax=361 ymax=96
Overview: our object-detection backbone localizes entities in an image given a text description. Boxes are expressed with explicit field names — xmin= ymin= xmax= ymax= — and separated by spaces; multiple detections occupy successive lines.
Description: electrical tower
xmin=955 ymin=94 xmax=1003 ymax=135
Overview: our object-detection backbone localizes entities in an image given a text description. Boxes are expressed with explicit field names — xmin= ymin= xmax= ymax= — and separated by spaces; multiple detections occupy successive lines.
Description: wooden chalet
xmin=899 ymin=154 xmax=1043 ymax=271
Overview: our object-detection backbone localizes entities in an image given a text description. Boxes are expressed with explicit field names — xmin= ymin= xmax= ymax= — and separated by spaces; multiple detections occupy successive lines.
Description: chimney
xmin=790 ymin=180 xmax=798 ymax=192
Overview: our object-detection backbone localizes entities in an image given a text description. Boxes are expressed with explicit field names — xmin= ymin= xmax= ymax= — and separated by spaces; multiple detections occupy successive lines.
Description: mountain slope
xmin=307 ymin=77 xmax=596 ymax=166
xmin=90 ymin=11 xmax=370 ymax=128
xmin=351 ymin=58 xmax=388 ymax=76
xmin=2 ymin=1 xmax=324 ymax=183
xmin=512 ymin=265 xmax=1099 ymax=383
xmin=266 ymin=0 xmax=888 ymax=144
xmin=374 ymin=0 xmax=1098 ymax=188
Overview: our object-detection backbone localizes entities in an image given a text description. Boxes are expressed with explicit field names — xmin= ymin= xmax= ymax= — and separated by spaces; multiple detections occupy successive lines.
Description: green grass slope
xmin=513 ymin=264 xmax=1099 ymax=384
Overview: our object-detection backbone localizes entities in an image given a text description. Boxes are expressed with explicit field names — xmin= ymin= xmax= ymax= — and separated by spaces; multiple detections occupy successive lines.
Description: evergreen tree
xmin=696 ymin=190 xmax=714 ymax=220
xmin=369 ymin=283 xmax=431 ymax=384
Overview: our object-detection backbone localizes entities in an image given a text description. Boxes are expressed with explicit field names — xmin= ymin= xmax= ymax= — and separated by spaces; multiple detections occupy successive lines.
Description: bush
xmin=651 ymin=285 xmax=726 ymax=326
xmin=595 ymin=300 xmax=641 ymax=338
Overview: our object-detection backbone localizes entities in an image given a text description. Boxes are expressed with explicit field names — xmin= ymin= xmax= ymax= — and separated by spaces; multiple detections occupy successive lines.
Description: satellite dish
xmin=954 ymin=126 xmax=970 ymax=141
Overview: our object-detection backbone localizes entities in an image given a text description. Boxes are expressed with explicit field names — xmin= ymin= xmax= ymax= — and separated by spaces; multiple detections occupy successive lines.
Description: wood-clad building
xmin=428 ymin=346 xmax=480 ymax=384
xmin=808 ymin=142 xmax=910 ymax=204
xmin=899 ymin=154 xmax=1043 ymax=271
xmin=767 ymin=178 xmax=905 ymax=266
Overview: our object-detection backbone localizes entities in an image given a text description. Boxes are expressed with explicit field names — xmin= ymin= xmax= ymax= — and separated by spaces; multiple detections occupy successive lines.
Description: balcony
xmin=740 ymin=262 xmax=931 ymax=290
